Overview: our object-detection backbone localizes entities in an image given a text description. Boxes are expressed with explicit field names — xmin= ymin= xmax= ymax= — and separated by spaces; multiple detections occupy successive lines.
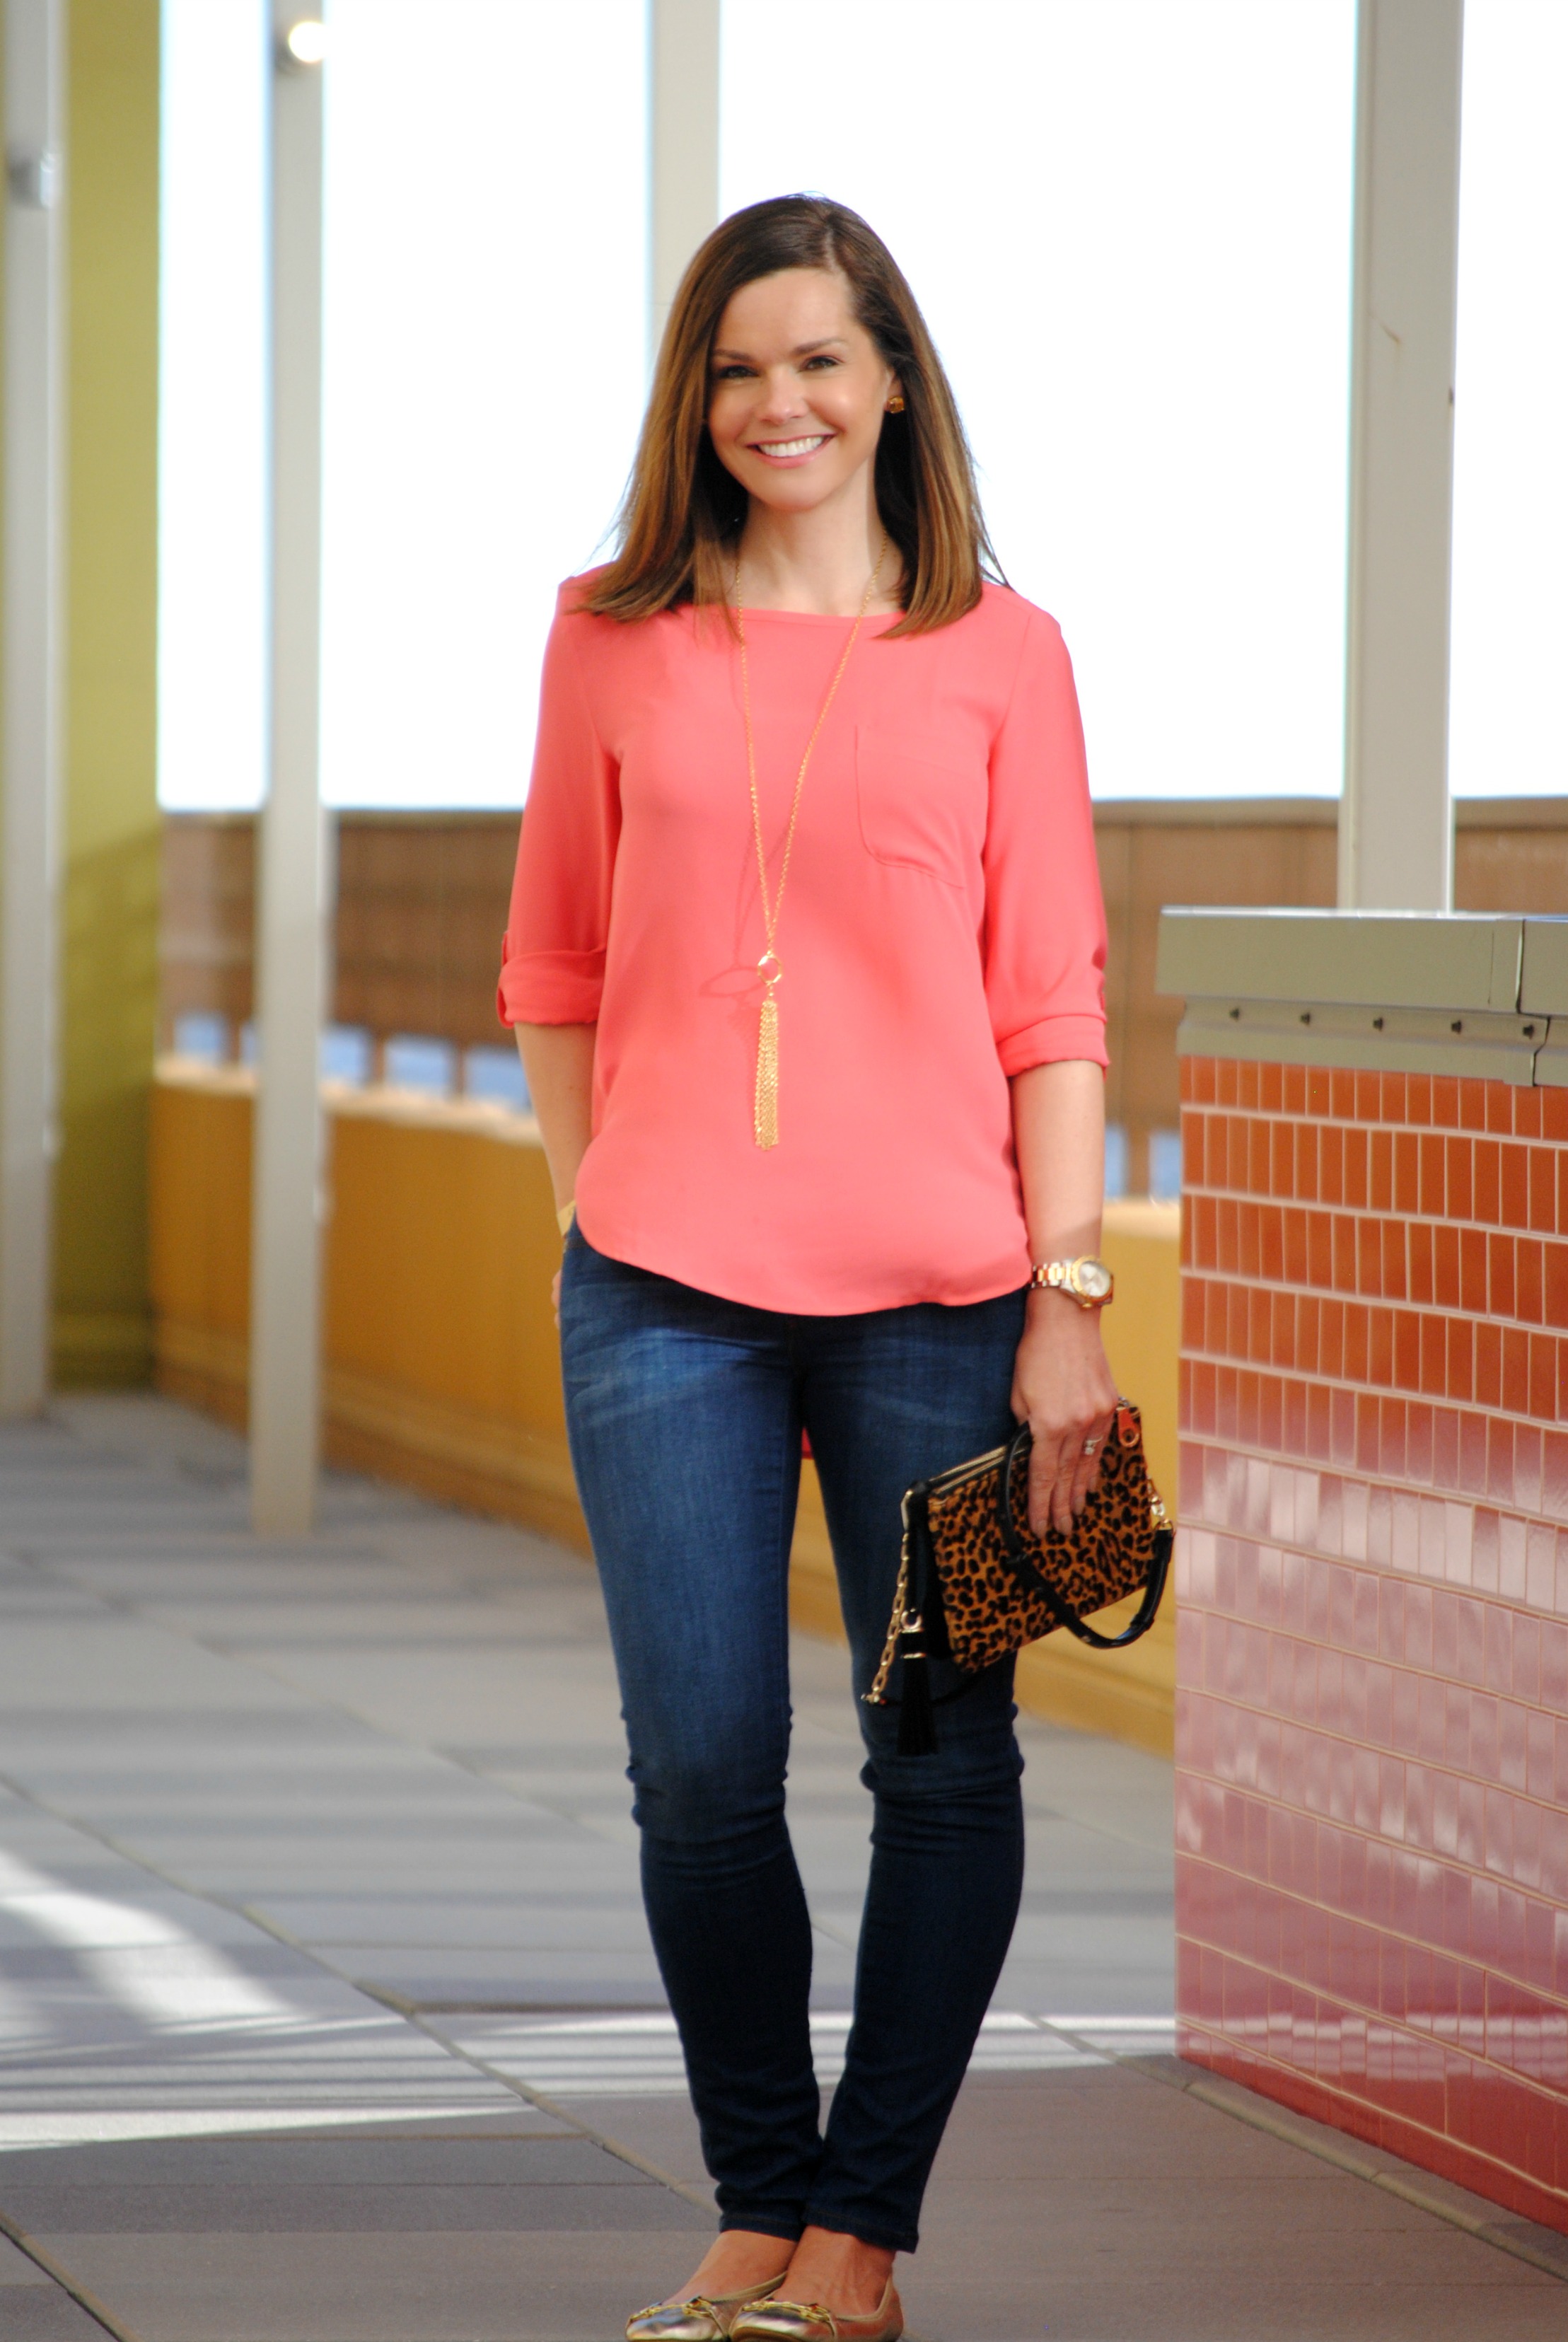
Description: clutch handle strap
xmin=996 ymin=1423 xmax=1173 ymax=1650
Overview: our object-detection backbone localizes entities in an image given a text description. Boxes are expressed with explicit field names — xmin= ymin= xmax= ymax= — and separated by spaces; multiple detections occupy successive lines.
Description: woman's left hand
xmin=1010 ymin=1289 xmax=1120 ymax=1537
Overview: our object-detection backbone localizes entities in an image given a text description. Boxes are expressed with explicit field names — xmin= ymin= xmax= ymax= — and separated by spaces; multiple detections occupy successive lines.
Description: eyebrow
xmin=710 ymin=337 xmax=850 ymax=362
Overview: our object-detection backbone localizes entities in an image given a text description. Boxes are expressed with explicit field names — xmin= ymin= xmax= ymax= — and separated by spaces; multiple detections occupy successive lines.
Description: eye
xmin=801 ymin=354 xmax=840 ymax=371
xmin=712 ymin=362 xmax=755 ymax=381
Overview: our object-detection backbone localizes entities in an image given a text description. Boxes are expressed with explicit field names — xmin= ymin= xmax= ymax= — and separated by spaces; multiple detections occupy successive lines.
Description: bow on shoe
xmin=625 ymin=2273 xmax=792 ymax=2342
xmin=730 ymin=2284 xmax=903 ymax=2341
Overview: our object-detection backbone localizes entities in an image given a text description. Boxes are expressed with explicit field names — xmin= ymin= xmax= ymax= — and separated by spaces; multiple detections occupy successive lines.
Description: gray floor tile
xmin=345 ymin=1961 xmax=668 ymax=2006
xmin=31 ymin=2230 xmax=717 ymax=2342
xmin=0 ymin=2291 xmax=117 ymax=2339
xmin=12 ymin=2179 xmax=703 ymax=2234
xmin=0 ymin=2140 xmax=610 ymax=2189
xmin=0 ymin=2236 xmax=52 ymax=2285
xmin=901 ymin=2263 xmax=1566 ymax=2342
xmin=551 ymin=2097 xmax=711 ymax=2195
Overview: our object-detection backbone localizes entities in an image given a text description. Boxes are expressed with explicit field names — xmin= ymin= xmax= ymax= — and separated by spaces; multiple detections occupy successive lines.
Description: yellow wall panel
xmin=149 ymin=1069 xmax=252 ymax=1423
xmin=325 ymin=1101 xmax=564 ymax=1432
xmin=55 ymin=0 xmax=163 ymax=1386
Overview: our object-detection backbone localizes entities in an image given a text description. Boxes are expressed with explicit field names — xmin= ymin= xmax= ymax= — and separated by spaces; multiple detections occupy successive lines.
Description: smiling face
xmin=706 ymin=267 xmax=899 ymax=521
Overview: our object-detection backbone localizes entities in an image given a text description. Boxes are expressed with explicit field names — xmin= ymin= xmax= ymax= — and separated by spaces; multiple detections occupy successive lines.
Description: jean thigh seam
xmin=763 ymin=1402 xmax=802 ymax=1755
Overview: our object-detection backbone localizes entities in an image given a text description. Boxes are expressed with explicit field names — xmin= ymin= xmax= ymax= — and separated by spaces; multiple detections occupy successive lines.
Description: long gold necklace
xmin=734 ymin=536 xmax=887 ymax=1149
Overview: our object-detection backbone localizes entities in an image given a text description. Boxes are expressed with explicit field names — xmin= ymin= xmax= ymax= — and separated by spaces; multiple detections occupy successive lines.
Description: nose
xmin=754 ymin=367 xmax=807 ymax=424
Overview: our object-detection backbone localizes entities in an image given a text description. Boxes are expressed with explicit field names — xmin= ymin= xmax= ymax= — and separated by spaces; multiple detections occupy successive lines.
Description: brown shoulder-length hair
xmin=580 ymin=195 xmax=1002 ymax=638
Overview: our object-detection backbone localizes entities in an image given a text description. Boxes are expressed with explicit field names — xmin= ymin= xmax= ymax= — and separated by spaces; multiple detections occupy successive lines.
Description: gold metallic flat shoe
xmin=730 ymin=2280 xmax=902 ymax=2341
xmin=626 ymin=2273 xmax=791 ymax=2341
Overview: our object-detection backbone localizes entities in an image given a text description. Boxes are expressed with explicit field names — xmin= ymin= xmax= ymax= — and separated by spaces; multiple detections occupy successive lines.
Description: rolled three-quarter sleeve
xmin=981 ymin=610 xmax=1108 ymax=1076
xmin=496 ymin=600 xmax=620 ymax=1028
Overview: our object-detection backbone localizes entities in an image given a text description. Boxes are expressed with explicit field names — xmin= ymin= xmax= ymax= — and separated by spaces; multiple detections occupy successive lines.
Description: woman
xmin=501 ymin=195 xmax=1115 ymax=2342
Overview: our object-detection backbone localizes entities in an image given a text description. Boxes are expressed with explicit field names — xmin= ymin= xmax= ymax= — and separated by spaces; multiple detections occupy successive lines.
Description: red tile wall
xmin=1177 ymin=1055 xmax=1568 ymax=2234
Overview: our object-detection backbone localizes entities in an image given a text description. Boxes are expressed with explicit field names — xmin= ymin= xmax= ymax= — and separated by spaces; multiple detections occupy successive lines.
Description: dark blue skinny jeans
xmin=559 ymin=1227 xmax=1028 ymax=2255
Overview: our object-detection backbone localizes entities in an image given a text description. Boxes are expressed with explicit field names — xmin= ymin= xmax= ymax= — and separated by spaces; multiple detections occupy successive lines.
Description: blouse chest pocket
xmin=854 ymin=726 xmax=983 ymax=888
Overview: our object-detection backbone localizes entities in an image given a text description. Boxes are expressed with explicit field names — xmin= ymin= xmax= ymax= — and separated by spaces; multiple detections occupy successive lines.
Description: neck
xmin=735 ymin=477 xmax=897 ymax=615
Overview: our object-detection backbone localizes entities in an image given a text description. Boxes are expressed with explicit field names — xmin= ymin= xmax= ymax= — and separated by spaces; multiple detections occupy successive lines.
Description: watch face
xmin=1076 ymin=1257 xmax=1113 ymax=1302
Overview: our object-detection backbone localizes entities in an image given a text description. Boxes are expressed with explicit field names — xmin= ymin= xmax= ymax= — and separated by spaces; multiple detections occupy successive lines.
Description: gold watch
xmin=1029 ymin=1255 xmax=1113 ymax=1307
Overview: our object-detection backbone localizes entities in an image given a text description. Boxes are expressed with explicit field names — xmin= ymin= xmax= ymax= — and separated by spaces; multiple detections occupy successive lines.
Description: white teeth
xmin=757 ymin=435 xmax=826 ymax=458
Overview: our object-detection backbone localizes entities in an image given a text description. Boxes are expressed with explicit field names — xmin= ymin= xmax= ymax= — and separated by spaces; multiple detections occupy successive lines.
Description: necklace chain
xmin=734 ymin=538 xmax=888 ymax=1149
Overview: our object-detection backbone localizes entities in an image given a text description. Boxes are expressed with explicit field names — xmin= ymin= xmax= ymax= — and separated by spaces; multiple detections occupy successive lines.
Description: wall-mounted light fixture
xmin=281 ymin=18 xmax=325 ymax=69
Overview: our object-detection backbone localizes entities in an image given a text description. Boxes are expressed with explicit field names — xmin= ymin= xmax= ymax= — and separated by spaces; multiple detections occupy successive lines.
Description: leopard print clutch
xmin=866 ymin=1401 xmax=1174 ymax=1753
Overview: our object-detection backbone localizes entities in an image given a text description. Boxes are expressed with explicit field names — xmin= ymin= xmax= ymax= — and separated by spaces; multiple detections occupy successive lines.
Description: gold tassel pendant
xmin=755 ymin=979 xmax=780 ymax=1149
xmin=733 ymin=535 xmax=886 ymax=1154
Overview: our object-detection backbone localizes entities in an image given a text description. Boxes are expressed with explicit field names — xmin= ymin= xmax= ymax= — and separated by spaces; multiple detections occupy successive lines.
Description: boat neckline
xmin=726 ymin=605 xmax=904 ymax=625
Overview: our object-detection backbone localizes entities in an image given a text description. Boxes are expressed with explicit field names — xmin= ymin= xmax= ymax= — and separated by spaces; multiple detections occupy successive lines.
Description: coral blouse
xmin=498 ymin=578 xmax=1107 ymax=1315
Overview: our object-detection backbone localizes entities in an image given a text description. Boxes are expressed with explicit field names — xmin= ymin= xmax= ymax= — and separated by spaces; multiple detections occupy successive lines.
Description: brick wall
xmin=1175 ymin=1052 xmax=1568 ymax=2232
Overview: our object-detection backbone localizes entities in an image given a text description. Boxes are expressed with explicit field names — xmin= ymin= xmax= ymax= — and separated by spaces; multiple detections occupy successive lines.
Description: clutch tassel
xmin=895 ymin=1616 xmax=939 ymax=1756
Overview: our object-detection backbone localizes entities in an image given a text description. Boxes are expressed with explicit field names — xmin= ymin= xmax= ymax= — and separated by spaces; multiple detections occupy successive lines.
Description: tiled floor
xmin=0 ymin=1396 xmax=1562 ymax=2340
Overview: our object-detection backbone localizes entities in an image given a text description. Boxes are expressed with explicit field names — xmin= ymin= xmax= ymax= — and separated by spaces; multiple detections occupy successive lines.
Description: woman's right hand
xmin=511 ymin=1021 xmax=595 ymax=1337
xmin=510 ymin=1023 xmax=592 ymax=1335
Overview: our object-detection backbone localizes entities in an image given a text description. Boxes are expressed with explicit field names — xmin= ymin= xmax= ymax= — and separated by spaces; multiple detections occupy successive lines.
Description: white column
xmin=250 ymin=3 xmax=327 ymax=1534
xmin=649 ymin=0 xmax=719 ymax=361
xmin=0 ymin=0 xmax=64 ymax=1420
xmin=1338 ymin=0 xmax=1465 ymax=912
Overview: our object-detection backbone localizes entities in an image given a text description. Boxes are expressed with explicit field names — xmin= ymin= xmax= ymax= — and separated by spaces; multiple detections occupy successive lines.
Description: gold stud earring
xmin=885 ymin=393 xmax=905 ymax=413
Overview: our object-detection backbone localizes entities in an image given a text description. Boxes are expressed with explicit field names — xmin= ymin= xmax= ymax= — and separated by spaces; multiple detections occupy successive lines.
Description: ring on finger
xmin=1081 ymin=1435 xmax=1100 ymax=1456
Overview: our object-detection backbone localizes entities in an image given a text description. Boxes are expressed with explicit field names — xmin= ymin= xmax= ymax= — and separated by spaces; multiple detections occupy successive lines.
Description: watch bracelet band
xmin=1029 ymin=1255 xmax=1110 ymax=1306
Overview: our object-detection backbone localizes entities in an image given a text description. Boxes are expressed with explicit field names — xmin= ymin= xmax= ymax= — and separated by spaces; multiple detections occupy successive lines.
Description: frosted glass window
xmin=721 ymin=0 xmax=1357 ymax=803
xmin=321 ymin=0 xmax=646 ymax=808
xmin=158 ymin=0 xmax=646 ymax=812
xmin=1449 ymin=0 xmax=1568 ymax=798
xmin=158 ymin=0 xmax=267 ymax=812
xmin=158 ymin=0 xmax=1568 ymax=814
